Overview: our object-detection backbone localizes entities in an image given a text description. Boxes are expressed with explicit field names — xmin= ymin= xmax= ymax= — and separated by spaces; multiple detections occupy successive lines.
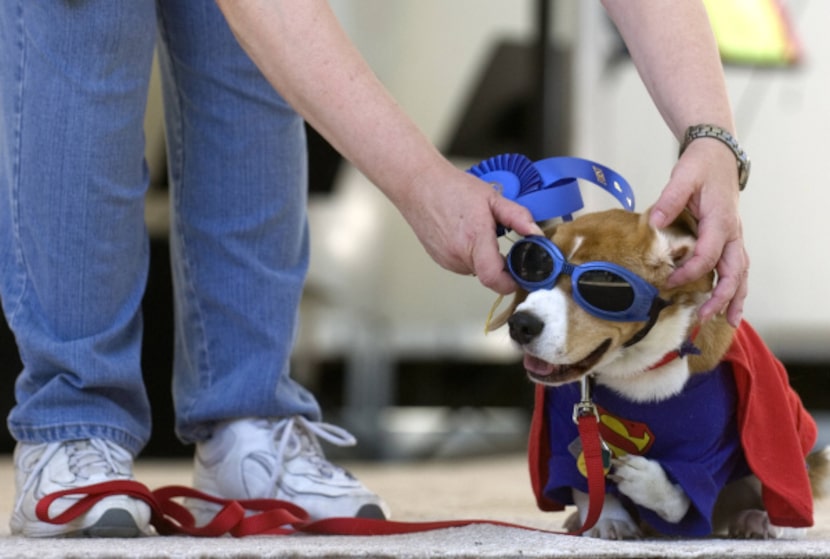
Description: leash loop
xmin=32 ymin=390 xmax=612 ymax=539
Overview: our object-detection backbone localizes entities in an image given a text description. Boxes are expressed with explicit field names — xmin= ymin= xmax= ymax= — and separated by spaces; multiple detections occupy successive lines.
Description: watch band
xmin=679 ymin=124 xmax=751 ymax=191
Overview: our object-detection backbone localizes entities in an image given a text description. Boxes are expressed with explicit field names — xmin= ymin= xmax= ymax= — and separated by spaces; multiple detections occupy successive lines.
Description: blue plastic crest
xmin=468 ymin=154 xmax=635 ymax=235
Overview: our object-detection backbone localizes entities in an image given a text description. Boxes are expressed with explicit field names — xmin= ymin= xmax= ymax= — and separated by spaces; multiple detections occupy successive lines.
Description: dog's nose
xmin=508 ymin=311 xmax=545 ymax=345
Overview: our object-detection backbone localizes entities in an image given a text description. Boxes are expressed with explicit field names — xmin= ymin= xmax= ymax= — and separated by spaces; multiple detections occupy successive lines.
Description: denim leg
xmin=0 ymin=1 xmax=156 ymax=454
xmin=155 ymin=1 xmax=320 ymax=443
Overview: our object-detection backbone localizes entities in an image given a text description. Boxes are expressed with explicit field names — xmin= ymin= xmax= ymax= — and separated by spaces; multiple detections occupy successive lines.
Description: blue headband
xmin=467 ymin=154 xmax=635 ymax=234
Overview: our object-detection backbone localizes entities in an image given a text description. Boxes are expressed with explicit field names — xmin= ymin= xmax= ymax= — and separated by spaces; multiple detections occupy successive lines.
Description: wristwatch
xmin=679 ymin=124 xmax=751 ymax=191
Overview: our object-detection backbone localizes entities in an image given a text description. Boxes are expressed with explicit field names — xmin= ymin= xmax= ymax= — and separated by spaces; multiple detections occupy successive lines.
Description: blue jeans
xmin=0 ymin=0 xmax=321 ymax=455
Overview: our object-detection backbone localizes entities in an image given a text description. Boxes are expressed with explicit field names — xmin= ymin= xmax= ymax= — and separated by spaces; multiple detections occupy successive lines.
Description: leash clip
xmin=572 ymin=374 xmax=600 ymax=424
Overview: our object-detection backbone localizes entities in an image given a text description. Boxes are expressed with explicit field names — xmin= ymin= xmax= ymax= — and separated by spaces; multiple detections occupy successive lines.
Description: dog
xmin=487 ymin=208 xmax=829 ymax=539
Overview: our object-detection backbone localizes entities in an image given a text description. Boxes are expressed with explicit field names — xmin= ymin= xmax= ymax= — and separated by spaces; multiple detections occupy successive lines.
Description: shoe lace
xmin=14 ymin=439 xmax=130 ymax=514
xmin=65 ymin=439 xmax=131 ymax=478
xmin=268 ymin=417 xmax=357 ymax=483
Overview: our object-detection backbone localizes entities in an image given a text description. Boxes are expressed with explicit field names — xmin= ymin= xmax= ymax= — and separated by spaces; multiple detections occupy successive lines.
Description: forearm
xmin=215 ymin=0 xmax=451 ymax=207
xmin=601 ymin=0 xmax=735 ymax=139
xmin=601 ymin=3 xmax=746 ymax=325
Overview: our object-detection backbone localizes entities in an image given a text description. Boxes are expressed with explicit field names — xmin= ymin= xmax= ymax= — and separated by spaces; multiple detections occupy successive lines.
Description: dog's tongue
xmin=523 ymin=354 xmax=557 ymax=377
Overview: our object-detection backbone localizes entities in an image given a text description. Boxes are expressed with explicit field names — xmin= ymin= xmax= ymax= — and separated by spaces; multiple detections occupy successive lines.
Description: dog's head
xmin=489 ymin=208 xmax=733 ymax=402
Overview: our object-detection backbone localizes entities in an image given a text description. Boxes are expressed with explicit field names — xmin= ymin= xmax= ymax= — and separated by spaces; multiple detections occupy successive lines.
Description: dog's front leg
xmin=610 ymin=455 xmax=690 ymax=523
xmin=568 ymin=489 xmax=642 ymax=539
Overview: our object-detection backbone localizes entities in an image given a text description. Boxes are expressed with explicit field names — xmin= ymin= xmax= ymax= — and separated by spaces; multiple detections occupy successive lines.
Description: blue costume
xmin=543 ymin=364 xmax=750 ymax=536
xmin=528 ymin=321 xmax=816 ymax=536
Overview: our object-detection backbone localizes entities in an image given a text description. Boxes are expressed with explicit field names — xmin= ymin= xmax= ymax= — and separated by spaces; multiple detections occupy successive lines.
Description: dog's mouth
xmin=524 ymin=339 xmax=612 ymax=385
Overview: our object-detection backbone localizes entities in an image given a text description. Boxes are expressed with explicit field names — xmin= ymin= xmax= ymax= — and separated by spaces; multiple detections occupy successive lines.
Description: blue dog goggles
xmin=507 ymin=235 xmax=668 ymax=323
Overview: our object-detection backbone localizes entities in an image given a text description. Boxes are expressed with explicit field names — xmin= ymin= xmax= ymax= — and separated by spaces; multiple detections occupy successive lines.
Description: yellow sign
xmin=703 ymin=0 xmax=801 ymax=66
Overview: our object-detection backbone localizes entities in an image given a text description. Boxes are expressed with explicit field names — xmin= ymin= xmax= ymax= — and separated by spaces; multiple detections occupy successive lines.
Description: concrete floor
xmin=2 ymin=453 xmax=830 ymax=558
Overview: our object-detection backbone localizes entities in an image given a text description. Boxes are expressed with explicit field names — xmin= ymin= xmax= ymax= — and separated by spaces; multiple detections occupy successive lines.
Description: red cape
xmin=528 ymin=321 xmax=817 ymax=528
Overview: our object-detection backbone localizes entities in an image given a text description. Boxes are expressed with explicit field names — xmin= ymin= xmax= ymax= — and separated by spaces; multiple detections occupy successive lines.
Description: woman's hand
xmin=396 ymin=168 xmax=543 ymax=294
xmin=650 ymin=139 xmax=749 ymax=327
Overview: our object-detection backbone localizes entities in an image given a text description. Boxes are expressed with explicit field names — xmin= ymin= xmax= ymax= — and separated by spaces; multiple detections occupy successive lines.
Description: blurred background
xmin=1 ymin=0 xmax=828 ymax=460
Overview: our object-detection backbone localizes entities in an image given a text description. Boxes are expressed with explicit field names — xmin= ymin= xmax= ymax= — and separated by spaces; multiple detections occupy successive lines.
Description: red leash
xmin=572 ymin=413 xmax=607 ymax=534
xmin=35 ymin=405 xmax=608 ymax=537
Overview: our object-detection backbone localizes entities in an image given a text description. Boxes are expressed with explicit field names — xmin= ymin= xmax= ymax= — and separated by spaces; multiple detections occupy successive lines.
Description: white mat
xmin=2 ymin=455 xmax=828 ymax=558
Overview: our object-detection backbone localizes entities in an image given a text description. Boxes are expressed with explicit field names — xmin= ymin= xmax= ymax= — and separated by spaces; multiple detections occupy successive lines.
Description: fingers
xmin=667 ymin=216 xmax=748 ymax=325
xmin=407 ymin=180 xmax=528 ymax=294
xmin=490 ymin=195 xmax=544 ymax=238
xmin=724 ymin=261 xmax=749 ymax=326
xmin=474 ymin=263 xmax=516 ymax=295
xmin=666 ymin=217 xmax=723 ymax=289
xmin=696 ymin=241 xmax=749 ymax=326
xmin=466 ymin=195 xmax=539 ymax=294
xmin=656 ymin=147 xmax=747 ymax=326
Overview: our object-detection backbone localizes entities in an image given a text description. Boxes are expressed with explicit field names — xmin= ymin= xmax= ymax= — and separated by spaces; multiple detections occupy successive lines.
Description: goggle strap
xmin=621 ymin=297 xmax=672 ymax=349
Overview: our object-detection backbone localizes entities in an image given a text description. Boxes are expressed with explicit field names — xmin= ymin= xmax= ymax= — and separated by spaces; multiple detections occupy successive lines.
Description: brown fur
xmin=489 ymin=209 xmax=735 ymax=373
xmin=808 ymin=449 xmax=830 ymax=499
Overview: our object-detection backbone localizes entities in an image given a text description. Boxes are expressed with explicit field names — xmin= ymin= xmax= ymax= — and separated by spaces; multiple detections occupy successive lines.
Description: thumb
xmin=490 ymin=195 xmax=544 ymax=237
xmin=649 ymin=177 xmax=693 ymax=229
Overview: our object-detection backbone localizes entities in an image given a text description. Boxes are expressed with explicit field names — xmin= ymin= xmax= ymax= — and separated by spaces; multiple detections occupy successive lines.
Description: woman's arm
xmin=214 ymin=0 xmax=542 ymax=294
xmin=603 ymin=0 xmax=748 ymax=326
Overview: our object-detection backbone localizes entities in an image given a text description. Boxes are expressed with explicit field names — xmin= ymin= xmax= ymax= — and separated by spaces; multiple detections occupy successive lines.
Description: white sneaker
xmin=192 ymin=417 xmax=390 ymax=523
xmin=11 ymin=439 xmax=152 ymax=537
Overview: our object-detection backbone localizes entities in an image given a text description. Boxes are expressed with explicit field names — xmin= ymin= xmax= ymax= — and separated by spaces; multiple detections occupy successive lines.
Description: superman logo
xmin=570 ymin=406 xmax=655 ymax=478
xmin=596 ymin=404 xmax=654 ymax=457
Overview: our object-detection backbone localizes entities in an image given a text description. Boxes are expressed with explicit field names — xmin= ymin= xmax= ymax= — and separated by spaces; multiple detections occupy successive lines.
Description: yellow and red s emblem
xmin=574 ymin=405 xmax=655 ymax=477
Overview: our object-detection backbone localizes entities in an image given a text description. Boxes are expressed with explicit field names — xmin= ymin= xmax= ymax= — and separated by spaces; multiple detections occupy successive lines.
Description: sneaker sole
xmin=63 ymin=509 xmax=145 ymax=538
xmin=356 ymin=504 xmax=387 ymax=520
xmin=12 ymin=507 xmax=149 ymax=538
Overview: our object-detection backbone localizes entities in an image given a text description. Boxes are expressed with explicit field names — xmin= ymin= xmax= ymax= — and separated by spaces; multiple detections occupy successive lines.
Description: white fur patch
xmin=567 ymin=235 xmax=585 ymax=260
xmin=595 ymin=305 xmax=698 ymax=402
xmin=656 ymin=227 xmax=697 ymax=269
xmin=611 ymin=455 xmax=690 ymax=522
xmin=514 ymin=289 xmax=570 ymax=362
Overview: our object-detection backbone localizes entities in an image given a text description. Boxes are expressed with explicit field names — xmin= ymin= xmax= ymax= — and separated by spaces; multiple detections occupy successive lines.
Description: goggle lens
xmin=575 ymin=270 xmax=635 ymax=313
xmin=509 ymin=242 xmax=555 ymax=284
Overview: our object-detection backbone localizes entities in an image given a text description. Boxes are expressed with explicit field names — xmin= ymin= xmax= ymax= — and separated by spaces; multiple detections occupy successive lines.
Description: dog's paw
xmin=610 ymin=455 xmax=690 ymax=523
xmin=564 ymin=511 xmax=643 ymax=540
xmin=586 ymin=518 xmax=643 ymax=540
xmin=569 ymin=491 xmax=643 ymax=539
xmin=729 ymin=509 xmax=807 ymax=540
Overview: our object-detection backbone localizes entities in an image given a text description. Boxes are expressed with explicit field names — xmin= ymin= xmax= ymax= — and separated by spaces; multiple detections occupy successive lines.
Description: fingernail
xmin=650 ymin=209 xmax=667 ymax=227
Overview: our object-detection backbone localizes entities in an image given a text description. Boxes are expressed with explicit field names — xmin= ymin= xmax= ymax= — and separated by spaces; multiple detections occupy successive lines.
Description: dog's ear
xmin=667 ymin=208 xmax=699 ymax=238
xmin=485 ymin=291 xmax=527 ymax=332
xmin=645 ymin=207 xmax=698 ymax=268
xmin=666 ymin=209 xmax=699 ymax=267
